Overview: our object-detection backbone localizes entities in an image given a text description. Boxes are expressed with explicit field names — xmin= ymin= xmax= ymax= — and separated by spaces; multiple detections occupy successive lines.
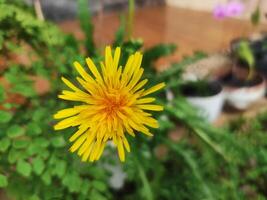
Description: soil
xmin=180 ymin=81 xmax=222 ymax=97
xmin=219 ymin=72 xmax=263 ymax=88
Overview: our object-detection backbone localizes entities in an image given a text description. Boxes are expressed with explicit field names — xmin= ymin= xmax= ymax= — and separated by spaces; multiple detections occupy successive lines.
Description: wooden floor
xmin=60 ymin=6 xmax=267 ymax=65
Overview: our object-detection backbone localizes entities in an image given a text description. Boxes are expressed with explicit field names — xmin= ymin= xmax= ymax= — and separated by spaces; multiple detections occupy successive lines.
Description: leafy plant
xmin=235 ymin=40 xmax=256 ymax=80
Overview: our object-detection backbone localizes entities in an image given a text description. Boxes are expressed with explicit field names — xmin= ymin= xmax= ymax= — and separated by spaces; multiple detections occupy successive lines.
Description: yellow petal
xmin=54 ymin=116 xmax=78 ymax=130
xmin=136 ymin=98 xmax=155 ymax=104
xmin=70 ymin=134 xmax=87 ymax=153
xmin=142 ymin=82 xmax=165 ymax=96
xmin=86 ymin=57 xmax=103 ymax=82
xmin=73 ymin=61 xmax=95 ymax=83
xmin=69 ymin=125 xmax=89 ymax=142
xmin=117 ymin=137 xmax=125 ymax=162
xmin=113 ymin=47 xmax=121 ymax=72
xmin=137 ymin=104 xmax=164 ymax=111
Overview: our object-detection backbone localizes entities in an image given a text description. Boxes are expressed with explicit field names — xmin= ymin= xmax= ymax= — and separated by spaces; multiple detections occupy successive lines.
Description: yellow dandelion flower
xmin=54 ymin=46 xmax=165 ymax=162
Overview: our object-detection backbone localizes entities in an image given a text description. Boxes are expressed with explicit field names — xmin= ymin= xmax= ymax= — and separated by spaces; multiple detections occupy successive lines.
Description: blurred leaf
xmin=78 ymin=0 xmax=95 ymax=55
xmin=53 ymin=160 xmax=66 ymax=178
xmin=251 ymin=6 xmax=260 ymax=26
xmin=0 ymin=174 xmax=8 ymax=188
xmin=12 ymin=84 xmax=35 ymax=97
xmin=29 ymin=195 xmax=40 ymax=200
xmin=34 ymin=138 xmax=50 ymax=148
xmin=143 ymin=44 xmax=177 ymax=67
xmin=7 ymin=125 xmax=25 ymax=138
xmin=32 ymin=108 xmax=47 ymax=121
xmin=113 ymin=16 xmax=126 ymax=47
xmin=27 ymin=122 xmax=42 ymax=136
xmin=0 ymin=138 xmax=10 ymax=152
xmin=63 ymin=173 xmax=82 ymax=193
xmin=41 ymin=170 xmax=51 ymax=186
xmin=92 ymin=180 xmax=107 ymax=192
xmin=33 ymin=157 xmax=45 ymax=175
xmin=13 ymin=139 xmax=30 ymax=149
xmin=51 ymin=136 xmax=66 ymax=147
xmin=16 ymin=160 xmax=32 ymax=177
xmin=0 ymin=85 xmax=5 ymax=102
xmin=8 ymin=149 xmax=21 ymax=164
xmin=0 ymin=110 xmax=12 ymax=123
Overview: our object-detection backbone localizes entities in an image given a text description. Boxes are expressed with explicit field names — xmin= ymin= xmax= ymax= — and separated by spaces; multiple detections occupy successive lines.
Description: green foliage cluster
xmin=0 ymin=1 xmax=267 ymax=200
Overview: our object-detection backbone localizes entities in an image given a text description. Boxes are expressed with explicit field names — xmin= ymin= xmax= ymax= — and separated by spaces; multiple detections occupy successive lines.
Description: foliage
xmin=0 ymin=1 xmax=267 ymax=200
xmin=235 ymin=40 xmax=255 ymax=80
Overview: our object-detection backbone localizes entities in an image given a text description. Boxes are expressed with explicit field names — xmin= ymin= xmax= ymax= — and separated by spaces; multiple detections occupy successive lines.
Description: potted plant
xmin=179 ymin=79 xmax=224 ymax=122
xmin=221 ymin=40 xmax=266 ymax=109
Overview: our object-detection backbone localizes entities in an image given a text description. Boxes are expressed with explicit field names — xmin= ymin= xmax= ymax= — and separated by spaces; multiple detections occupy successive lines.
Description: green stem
xmin=133 ymin=153 xmax=153 ymax=200
xmin=127 ymin=0 xmax=135 ymax=39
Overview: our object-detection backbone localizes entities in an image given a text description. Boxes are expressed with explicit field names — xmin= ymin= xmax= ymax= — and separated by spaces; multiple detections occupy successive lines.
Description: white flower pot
xmin=187 ymin=89 xmax=224 ymax=122
xmin=224 ymin=77 xmax=266 ymax=110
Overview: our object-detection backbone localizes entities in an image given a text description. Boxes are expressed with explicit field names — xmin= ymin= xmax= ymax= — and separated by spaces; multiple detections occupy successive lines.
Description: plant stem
xmin=133 ymin=152 xmax=153 ymax=200
xmin=127 ymin=0 xmax=135 ymax=39
xmin=33 ymin=0 xmax=44 ymax=21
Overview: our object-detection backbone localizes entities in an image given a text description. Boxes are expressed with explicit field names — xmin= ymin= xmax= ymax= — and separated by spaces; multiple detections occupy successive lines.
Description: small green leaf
xmin=41 ymin=170 xmax=51 ymax=185
xmin=8 ymin=149 xmax=21 ymax=164
xmin=63 ymin=173 xmax=82 ymax=192
xmin=92 ymin=180 xmax=107 ymax=192
xmin=0 ymin=174 xmax=8 ymax=188
xmin=251 ymin=6 xmax=260 ymax=26
xmin=7 ymin=125 xmax=25 ymax=138
xmin=51 ymin=136 xmax=66 ymax=147
xmin=0 ymin=85 xmax=5 ymax=102
xmin=33 ymin=157 xmax=45 ymax=175
xmin=34 ymin=138 xmax=50 ymax=148
xmin=54 ymin=160 xmax=66 ymax=178
xmin=16 ymin=160 xmax=32 ymax=177
xmin=0 ymin=138 xmax=11 ymax=152
xmin=0 ymin=110 xmax=12 ymax=123
xmin=27 ymin=123 xmax=42 ymax=136
xmin=13 ymin=139 xmax=30 ymax=149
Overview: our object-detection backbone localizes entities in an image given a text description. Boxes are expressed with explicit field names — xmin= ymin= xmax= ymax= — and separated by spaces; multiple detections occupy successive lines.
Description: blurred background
xmin=1 ymin=0 xmax=267 ymax=200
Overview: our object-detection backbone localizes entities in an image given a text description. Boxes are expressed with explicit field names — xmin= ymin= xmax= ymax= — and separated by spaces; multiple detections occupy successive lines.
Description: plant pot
xmin=220 ymin=73 xmax=266 ymax=110
xmin=181 ymin=81 xmax=224 ymax=122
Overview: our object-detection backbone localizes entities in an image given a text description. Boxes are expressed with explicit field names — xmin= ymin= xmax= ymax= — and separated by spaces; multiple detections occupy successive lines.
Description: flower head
xmin=213 ymin=1 xmax=244 ymax=20
xmin=213 ymin=4 xmax=227 ymax=19
xmin=54 ymin=46 xmax=165 ymax=162
xmin=226 ymin=1 xmax=244 ymax=17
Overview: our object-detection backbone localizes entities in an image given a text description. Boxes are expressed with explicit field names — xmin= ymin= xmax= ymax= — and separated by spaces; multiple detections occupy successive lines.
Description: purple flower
xmin=213 ymin=4 xmax=228 ymax=19
xmin=213 ymin=1 xmax=244 ymax=20
xmin=226 ymin=1 xmax=244 ymax=17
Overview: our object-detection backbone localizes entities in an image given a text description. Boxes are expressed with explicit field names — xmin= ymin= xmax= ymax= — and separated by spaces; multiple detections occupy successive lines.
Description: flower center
xmin=102 ymin=91 xmax=127 ymax=116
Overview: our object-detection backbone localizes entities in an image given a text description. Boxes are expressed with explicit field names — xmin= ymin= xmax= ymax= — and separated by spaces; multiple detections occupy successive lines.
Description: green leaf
xmin=41 ymin=170 xmax=51 ymax=185
xmin=113 ymin=16 xmax=126 ymax=47
xmin=34 ymin=138 xmax=50 ymax=148
xmin=33 ymin=157 xmax=45 ymax=175
xmin=0 ymin=138 xmax=11 ymax=152
xmin=63 ymin=173 xmax=82 ymax=193
xmin=8 ymin=149 xmax=20 ymax=164
xmin=92 ymin=180 xmax=107 ymax=192
xmin=7 ymin=125 xmax=25 ymax=138
xmin=0 ymin=174 xmax=8 ymax=188
xmin=13 ymin=139 xmax=30 ymax=149
xmin=0 ymin=110 xmax=12 ymax=123
xmin=27 ymin=122 xmax=42 ymax=136
xmin=0 ymin=85 xmax=5 ymax=102
xmin=251 ymin=6 xmax=260 ymax=26
xmin=32 ymin=108 xmax=47 ymax=121
xmin=78 ymin=0 xmax=95 ymax=55
xmin=16 ymin=160 xmax=32 ymax=177
xmin=51 ymin=136 xmax=66 ymax=147
xmin=53 ymin=160 xmax=66 ymax=178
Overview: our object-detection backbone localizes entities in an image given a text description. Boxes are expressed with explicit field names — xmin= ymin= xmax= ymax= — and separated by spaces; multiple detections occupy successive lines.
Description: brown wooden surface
xmin=60 ymin=6 xmax=267 ymax=64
